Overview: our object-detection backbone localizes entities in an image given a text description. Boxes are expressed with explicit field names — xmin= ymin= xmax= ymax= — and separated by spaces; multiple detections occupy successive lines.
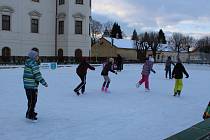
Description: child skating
xmin=136 ymin=57 xmax=156 ymax=92
xmin=172 ymin=57 xmax=189 ymax=96
xmin=23 ymin=50 xmax=48 ymax=121
xmin=74 ymin=57 xmax=95 ymax=96
xmin=165 ymin=56 xmax=175 ymax=79
xmin=101 ymin=58 xmax=117 ymax=93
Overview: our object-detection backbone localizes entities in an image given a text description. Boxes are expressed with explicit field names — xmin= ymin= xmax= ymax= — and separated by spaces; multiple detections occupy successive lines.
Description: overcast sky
xmin=92 ymin=0 xmax=210 ymax=38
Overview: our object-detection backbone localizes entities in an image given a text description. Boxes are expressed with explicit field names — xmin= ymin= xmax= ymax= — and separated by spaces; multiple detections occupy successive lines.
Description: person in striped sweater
xmin=23 ymin=50 xmax=48 ymax=120
xmin=136 ymin=57 xmax=156 ymax=92
xmin=203 ymin=101 xmax=210 ymax=120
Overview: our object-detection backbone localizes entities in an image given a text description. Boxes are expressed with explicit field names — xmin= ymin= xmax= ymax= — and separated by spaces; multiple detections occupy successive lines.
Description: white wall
xmin=0 ymin=0 xmax=56 ymax=56
xmin=0 ymin=0 xmax=91 ymax=57
xmin=68 ymin=0 xmax=91 ymax=57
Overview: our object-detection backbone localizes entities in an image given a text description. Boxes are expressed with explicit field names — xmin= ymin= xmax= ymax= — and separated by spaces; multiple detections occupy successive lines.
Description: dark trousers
xmin=117 ymin=63 xmax=123 ymax=71
xmin=165 ymin=68 xmax=172 ymax=79
xmin=102 ymin=75 xmax=110 ymax=88
xmin=25 ymin=89 xmax=38 ymax=118
xmin=74 ymin=74 xmax=86 ymax=93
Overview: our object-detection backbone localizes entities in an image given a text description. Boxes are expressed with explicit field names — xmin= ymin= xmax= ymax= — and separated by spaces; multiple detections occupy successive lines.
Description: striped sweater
xmin=23 ymin=58 xmax=47 ymax=89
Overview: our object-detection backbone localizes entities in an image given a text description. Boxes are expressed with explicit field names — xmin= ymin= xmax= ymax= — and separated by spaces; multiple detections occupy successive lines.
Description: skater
xmin=116 ymin=54 xmax=123 ymax=71
xmin=23 ymin=50 xmax=48 ymax=120
xmin=136 ymin=57 xmax=156 ymax=91
xmin=165 ymin=56 xmax=175 ymax=79
xmin=172 ymin=57 xmax=189 ymax=96
xmin=74 ymin=57 xmax=95 ymax=96
xmin=31 ymin=47 xmax=41 ymax=65
xmin=203 ymin=101 xmax=210 ymax=120
xmin=101 ymin=58 xmax=117 ymax=92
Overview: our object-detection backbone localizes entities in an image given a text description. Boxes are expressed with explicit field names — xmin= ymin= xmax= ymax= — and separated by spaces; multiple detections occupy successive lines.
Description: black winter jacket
xmin=165 ymin=59 xmax=175 ymax=69
xmin=172 ymin=63 xmax=189 ymax=79
xmin=76 ymin=61 xmax=95 ymax=76
xmin=101 ymin=62 xmax=115 ymax=76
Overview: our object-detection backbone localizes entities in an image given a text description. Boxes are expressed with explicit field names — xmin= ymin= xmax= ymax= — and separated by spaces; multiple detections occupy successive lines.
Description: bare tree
xmin=169 ymin=32 xmax=185 ymax=56
xmin=197 ymin=36 xmax=210 ymax=53
xmin=147 ymin=32 xmax=159 ymax=62
xmin=103 ymin=21 xmax=113 ymax=33
xmin=182 ymin=35 xmax=195 ymax=63
xmin=182 ymin=35 xmax=195 ymax=52
xmin=134 ymin=32 xmax=150 ymax=62
xmin=195 ymin=36 xmax=210 ymax=63
xmin=90 ymin=19 xmax=103 ymax=44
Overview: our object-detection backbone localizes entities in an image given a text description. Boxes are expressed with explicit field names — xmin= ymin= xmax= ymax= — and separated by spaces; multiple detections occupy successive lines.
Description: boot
xmin=177 ymin=90 xmax=181 ymax=96
xmin=30 ymin=115 xmax=38 ymax=120
xmin=174 ymin=92 xmax=177 ymax=96
xmin=136 ymin=82 xmax=140 ymax=88
xmin=145 ymin=88 xmax=150 ymax=92
xmin=26 ymin=112 xmax=38 ymax=120
xmin=105 ymin=87 xmax=108 ymax=92
xmin=74 ymin=89 xmax=80 ymax=96
xmin=101 ymin=86 xmax=105 ymax=91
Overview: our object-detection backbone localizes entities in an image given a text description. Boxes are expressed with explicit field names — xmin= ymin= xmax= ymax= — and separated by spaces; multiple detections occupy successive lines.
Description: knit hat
xmin=28 ymin=50 xmax=38 ymax=59
xmin=149 ymin=57 xmax=154 ymax=62
xmin=109 ymin=58 xmax=114 ymax=63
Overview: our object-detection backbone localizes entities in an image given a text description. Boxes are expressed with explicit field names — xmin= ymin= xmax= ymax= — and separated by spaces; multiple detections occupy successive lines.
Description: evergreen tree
xmin=131 ymin=29 xmax=138 ymax=40
xmin=110 ymin=22 xmax=123 ymax=39
xmin=110 ymin=22 xmax=117 ymax=38
xmin=158 ymin=29 xmax=166 ymax=44
xmin=116 ymin=24 xmax=122 ymax=39
xmin=103 ymin=27 xmax=110 ymax=37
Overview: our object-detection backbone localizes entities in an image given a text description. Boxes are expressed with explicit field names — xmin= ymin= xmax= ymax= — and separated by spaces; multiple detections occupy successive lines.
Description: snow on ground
xmin=0 ymin=64 xmax=209 ymax=140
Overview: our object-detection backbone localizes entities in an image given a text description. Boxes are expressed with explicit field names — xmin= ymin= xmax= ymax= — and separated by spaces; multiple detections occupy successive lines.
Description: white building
xmin=0 ymin=0 xmax=91 ymax=63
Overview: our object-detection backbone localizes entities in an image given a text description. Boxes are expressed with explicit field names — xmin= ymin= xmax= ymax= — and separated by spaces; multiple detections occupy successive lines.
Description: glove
xmin=45 ymin=83 xmax=48 ymax=87
xmin=185 ymin=75 xmax=189 ymax=78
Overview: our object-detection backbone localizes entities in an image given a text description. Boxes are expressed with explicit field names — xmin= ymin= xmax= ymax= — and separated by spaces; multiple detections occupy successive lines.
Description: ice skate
xmin=74 ymin=89 xmax=80 ymax=96
xmin=136 ymin=82 xmax=140 ymax=88
xmin=101 ymin=86 xmax=105 ymax=92
xmin=177 ymin=91 xmax=181 ymax=96
xmin=104 ymin=87 xmax=110 ymax=93
xmin=145 ymin=88 xmax=150 ymax=92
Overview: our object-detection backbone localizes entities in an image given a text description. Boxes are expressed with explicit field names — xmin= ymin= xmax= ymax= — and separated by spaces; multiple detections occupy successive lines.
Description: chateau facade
xmin=0 ymin=0 xmax=91 ymax=63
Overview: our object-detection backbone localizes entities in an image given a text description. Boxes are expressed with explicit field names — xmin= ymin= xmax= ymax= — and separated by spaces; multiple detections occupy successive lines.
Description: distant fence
xmin=0 ymin=55 xmax=210 ymax=65
xmin=0 ymin=56 xmax=77 ymax=65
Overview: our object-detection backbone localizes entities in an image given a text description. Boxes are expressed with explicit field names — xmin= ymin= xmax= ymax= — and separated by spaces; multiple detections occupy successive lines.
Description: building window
xmin=58 ymin=21 xmax=64 ymax=34
xmin=75 ymin=49 xmax=82 ymax=59
xmin=58 ymin=49 xmax=63 ymax=57
xmin=32 ymin=0 xmax=39 ymax=2
xmin=31 ymin=19 xmax=39 ymax=33
xmin=59 ymin=0 xmax=65 ymax=5
xmin=75 ymin=21 xmax=82 ymax=34
xmin=76 ymin=0 xmax=83 ymax=4
xmin=2 ymin=47 xmax=11 ymax=62
xmin=2 ymin=15 xmax=11 ymax=31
